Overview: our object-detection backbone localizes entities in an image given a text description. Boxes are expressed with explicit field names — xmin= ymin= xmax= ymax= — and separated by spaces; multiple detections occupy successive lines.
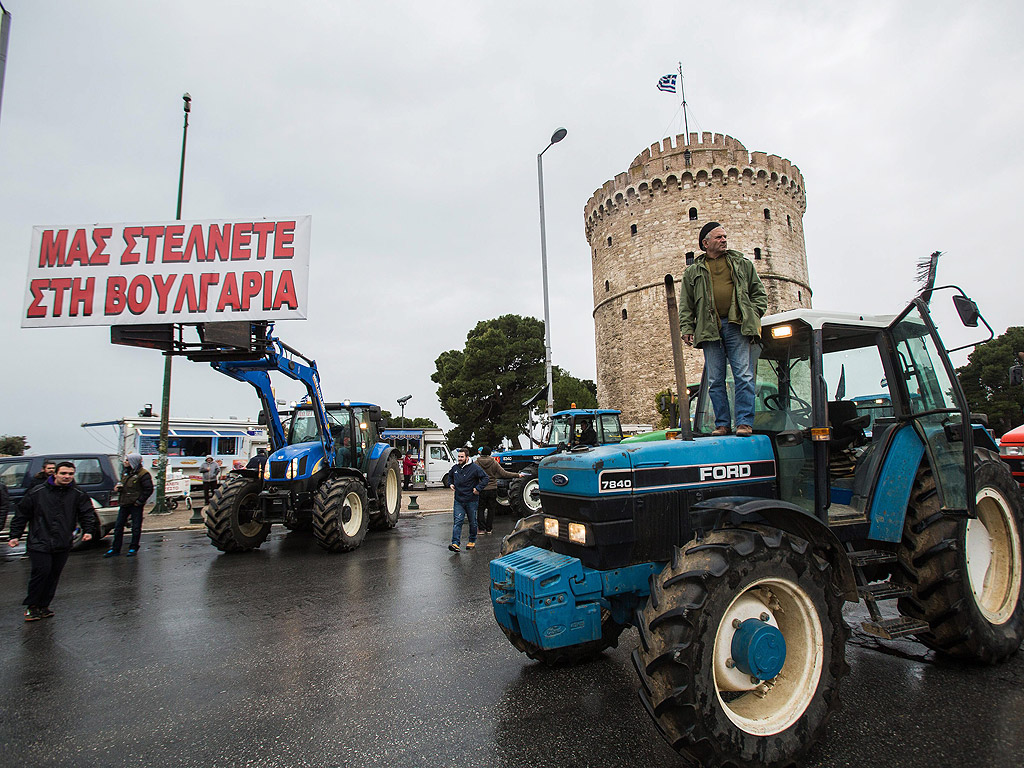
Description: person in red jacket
xmin=8 ymin=461 xmax=95 ymax=621
xmin=402 ymin=453 xmax=416 ymax=490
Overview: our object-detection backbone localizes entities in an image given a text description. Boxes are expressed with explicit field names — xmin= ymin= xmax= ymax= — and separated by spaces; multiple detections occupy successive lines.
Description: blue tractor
xmin=199 ymin=323 xmax=402 ymax=553
xmin=494 ymin=408 xmax=624 ymax=518
xmin=490 ymin=287 xmax=1024 ymax=767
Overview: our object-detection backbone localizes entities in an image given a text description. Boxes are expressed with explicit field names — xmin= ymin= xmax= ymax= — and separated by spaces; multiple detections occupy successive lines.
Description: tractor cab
xmin=691 ymin=292 xmax=993 ymax=530
xmin=545 ymin=409 xmax=623 ymax=448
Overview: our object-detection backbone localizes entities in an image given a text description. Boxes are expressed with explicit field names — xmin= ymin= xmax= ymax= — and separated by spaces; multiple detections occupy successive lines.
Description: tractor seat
xmin=827 ymin=400 xmax=870 ymax=453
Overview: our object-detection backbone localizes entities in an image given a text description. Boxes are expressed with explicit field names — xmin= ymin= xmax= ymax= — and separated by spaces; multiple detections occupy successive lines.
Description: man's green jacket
xmin=678 ymin=250 xmax=768 ymax=347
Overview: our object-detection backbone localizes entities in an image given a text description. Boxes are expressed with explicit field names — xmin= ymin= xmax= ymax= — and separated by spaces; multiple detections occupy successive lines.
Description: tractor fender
xmin=364 ymin=443 xmax=398 ymax=492
xmin=229 ymin=468 xmax=262 ymax=480
xmin=325 ymin=466 xmax=367 ymax=486
xmin=691 ymin=496 xmax=858 ymax=601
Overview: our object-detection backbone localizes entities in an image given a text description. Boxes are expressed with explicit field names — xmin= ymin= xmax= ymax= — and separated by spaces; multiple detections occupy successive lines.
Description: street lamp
xmin=537 ymin=127 xmax=567 ymax=418
xmin=154 ymin=92 xmax=192 ymax=518
xmin=397 ymin=395 xmax=412 ymax=429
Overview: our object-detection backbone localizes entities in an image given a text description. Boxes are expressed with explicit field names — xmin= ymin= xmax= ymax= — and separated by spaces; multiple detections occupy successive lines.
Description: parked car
xmin=0 ymin=454 xmax=121 ymax=548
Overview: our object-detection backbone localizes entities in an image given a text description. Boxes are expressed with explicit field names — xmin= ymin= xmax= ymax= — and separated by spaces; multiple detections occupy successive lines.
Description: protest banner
xmin=21 ymin=215 xmax=311 ymax=327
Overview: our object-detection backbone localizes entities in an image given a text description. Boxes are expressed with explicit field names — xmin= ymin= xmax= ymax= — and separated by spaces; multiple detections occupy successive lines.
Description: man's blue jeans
xmin=452 ymin=498 xmax=478 ymax=546
xmin=703 ymin=319 xmax=759 ymax=429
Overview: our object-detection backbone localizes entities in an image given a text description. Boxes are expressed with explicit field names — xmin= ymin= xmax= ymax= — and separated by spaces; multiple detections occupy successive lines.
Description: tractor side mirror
xmin=952 ymin=295 xmax=980 ymax=327
xmin=367 ymin=406 xmax=383 ymax=423
xmin=1011 ymin=364 xmax=1024 ymax=388
xmin=257 ymin=410 xmax=267 ymax=425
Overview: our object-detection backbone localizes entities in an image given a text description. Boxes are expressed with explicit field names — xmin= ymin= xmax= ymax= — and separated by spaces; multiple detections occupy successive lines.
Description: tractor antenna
xmin=915 ymin=250 xmax=941 ymax=305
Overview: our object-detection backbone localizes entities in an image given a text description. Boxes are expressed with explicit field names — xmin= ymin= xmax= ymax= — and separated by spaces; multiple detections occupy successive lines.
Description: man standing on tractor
xmin=679 ymin=222 xmax=767 ymax=437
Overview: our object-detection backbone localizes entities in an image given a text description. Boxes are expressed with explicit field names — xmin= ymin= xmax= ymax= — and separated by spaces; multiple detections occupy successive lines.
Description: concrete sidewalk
xmin=140 ymin=485 xmax=456 ymax=533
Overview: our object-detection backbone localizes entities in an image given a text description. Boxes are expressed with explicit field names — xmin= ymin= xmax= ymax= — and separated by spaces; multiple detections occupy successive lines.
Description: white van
xmin=382 ymin=428 xmax=456 ymax=487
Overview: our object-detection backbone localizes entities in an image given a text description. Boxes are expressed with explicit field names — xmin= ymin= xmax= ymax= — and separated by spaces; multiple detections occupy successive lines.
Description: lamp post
xmin=154 ymin=92 xmax=191 ymax=516
xmin=397 ymin=395 xmax=412 ymax=429
xmin=537 ymin=127 xmax=567 ymax=418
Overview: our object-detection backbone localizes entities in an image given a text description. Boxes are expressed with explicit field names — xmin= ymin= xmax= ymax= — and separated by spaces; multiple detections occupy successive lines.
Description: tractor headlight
xmin=1002 ymin=445 xmax=1024 ymax=457
xmin=543 ymin=517 xmax=559 ymax=537
xmin=567 ymin=522 xmax=588 ymax=545
xmin=263 ymin=462 xmax=271 ymax=480
xmin=286 ymin=458 xmax=299 ymax=479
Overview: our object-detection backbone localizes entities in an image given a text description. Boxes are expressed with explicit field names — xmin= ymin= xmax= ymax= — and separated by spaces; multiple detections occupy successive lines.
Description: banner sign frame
xmin=21 ymin=215 xmax=311 ymax=328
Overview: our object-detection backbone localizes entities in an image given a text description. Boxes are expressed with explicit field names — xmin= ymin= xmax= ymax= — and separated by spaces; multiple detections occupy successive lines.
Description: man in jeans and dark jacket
xmin=8 ymin=461 xmax=95 ymax=621
xmin=105 ymin=452 xmax=154 ymax=558
xmin=475 ymin=446 xmax=521 ymax=535
xmin=448 ymin=448 xmax=489 ymax=552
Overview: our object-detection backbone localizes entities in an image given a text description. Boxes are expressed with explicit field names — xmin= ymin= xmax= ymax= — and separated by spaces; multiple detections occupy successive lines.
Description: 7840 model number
xmin=600 ymin=478 xmax=632 ymax=490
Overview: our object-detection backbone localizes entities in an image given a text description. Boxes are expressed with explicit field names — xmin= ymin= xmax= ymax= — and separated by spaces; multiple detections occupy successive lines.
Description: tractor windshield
xmin=547 ymin=415 xmax=574 ymax=446
xmin=288 ymin=407 xmax=351 ymax=445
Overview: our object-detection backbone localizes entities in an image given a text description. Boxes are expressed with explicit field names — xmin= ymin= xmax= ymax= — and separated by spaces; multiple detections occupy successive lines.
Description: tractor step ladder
xmin=860 ymin=616 xmax=931 ymax=640
xmin=846 ymin=547 xmax=931 ymax=640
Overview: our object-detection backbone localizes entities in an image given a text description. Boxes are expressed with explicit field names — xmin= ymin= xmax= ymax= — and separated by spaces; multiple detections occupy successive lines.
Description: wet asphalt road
xmin=1 ymin=514 xmax=1022 ymax=768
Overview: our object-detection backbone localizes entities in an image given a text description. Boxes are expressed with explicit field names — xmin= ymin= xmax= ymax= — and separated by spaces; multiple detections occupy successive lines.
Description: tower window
xmin=622 ymin=308 xmax=628 ymax=320
xmin=607 ymin=236 xmax=612 ymax=246
xmin=787 ymin=214 xmax=792 ymax=231
xmin=688 ymin=207 xmax=698 ymax=221
xmin=763 ymin=208 xmax=771 ymax=220
xmin=685 ymin=252 xmax=694 ymax=265
xmin=605 ymin=280 xmax=609 ymax=292
xmin=798 ymin=290 xmax=802 ymax=301
xmin=630 ymin=224 xmax=637 ymax=236
xmin=754 ymin=248 xmax=761 ymax=260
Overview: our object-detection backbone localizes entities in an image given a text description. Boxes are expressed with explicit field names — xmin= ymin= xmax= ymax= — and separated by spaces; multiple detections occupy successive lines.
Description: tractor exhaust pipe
xmin=664 ymin=274 xmax=693 ymax=440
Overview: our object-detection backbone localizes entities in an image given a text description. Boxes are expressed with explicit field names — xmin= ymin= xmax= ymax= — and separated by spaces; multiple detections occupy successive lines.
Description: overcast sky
xmin=2 ymin=1 xmax=1022 ymax=454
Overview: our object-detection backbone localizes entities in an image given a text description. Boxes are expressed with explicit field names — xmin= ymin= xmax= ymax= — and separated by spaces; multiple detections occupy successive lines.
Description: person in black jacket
xmin=104 ymin=452 xmax=153 ymax=558
xmin=26 ymin=459 xmax=56 ymax=491
xmin=8 ymin=461 xmax=95 ymax=621
xmin=0 ymin=482 xmax=9 ymax=532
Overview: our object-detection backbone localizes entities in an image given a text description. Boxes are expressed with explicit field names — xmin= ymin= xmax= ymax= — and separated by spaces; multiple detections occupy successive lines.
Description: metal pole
xmin=664 ymin=274 xmax=693 ymax=440
xmin=537 ymin=127 xmax=566 ymax=419
xmin=0 ymin=3 xmax=11 ymax=128
xmin=154 ymin=93 xmax=191 ymax=516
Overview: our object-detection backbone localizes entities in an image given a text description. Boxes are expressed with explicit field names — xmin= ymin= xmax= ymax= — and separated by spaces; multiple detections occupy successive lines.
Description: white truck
xmin=381 ymin=427 xmax=457 ymax=486
xmin=82 ymin=416 xmax=269 ymax=488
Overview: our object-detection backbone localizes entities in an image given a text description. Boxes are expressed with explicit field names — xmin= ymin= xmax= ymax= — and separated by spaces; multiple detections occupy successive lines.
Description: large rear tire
xmin=507 ymin=466 xmax=541 ymax=518
xmin=369 ymin=456 xmax=402 ymax=531
xmin=205 ymin=475 xmax=269 ymax=553
xmin=632 ymin=527 xmax=849 ymax=768
xmin=495 ymin=515 xmax=626 ymax=665
xmin=313 ymin=477 xmax=369 ymax=553
xmin=896 ymin=460 xmax=1024 ymax=662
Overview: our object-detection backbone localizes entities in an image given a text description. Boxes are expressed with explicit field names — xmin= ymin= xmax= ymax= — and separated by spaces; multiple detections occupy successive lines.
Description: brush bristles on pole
xmin=916 ymin=250 xmax=941 ymax=304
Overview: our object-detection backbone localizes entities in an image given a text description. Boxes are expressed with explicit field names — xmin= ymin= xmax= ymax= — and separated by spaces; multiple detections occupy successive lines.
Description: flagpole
xmin=678 ymin=62 xmax=689 ymax=141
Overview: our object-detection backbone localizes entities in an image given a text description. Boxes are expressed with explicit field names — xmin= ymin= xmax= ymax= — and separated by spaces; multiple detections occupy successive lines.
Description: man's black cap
xmin=699 ymin=221 xmax=722 ymax=249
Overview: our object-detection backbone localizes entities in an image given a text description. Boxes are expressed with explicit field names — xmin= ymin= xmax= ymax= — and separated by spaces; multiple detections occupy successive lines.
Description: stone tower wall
xmin=584 ymin=132 xmax=812 ymax=426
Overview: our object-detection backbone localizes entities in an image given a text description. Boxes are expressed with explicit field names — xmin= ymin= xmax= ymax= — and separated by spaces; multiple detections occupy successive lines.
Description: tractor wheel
xmin=896 ymin=460 xmax=1024 ymax=662
xmin=205 ymin=475 xmax=269 ymax=553
xmin=507 ymin=466 xmax=541 ymax=518
xmin=632 ymin=527 xmax=849 ymax=768
xmin=370 ymin=455 xmax=402 ymax=531
xmin=495 ymin=515 xmax=626 ymax=665
xmin=313 ymin=477 xmax=369 ymax=553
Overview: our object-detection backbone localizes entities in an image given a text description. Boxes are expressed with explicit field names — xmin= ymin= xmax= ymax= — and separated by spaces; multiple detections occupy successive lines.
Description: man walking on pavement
xmin=679 ymin=222 xmax=767 ymax=437
xmin=476 ymin=446 xmax=521 ymax=535
xmin=200 ymin=456 xmax=220 ymax=506
xmin=8 ymin=461 xmax=95 ymax=621
xmin=104 ymin=452 xmax=153 ymax=558
xmin=448 ymin=447 xmax=488 ymax=552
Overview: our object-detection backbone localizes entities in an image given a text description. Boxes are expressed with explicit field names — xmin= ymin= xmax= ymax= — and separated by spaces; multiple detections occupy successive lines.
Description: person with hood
xmin=8 ymin=461 xmax=95 ymax=621
xmin=26 ymin=459 xmax=56 ymax=490
xmin=401 ymin=452 xmax=416 ymax=490
xmin=104 ymin=453 xmax=153 ymax=558
xmin=476 ymin=446 xmax=521 ymax=535
xmin=200 ymin=456 xmax=221 ymax=505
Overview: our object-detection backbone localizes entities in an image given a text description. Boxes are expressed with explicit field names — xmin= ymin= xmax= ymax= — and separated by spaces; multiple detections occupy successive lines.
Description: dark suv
xmin=0 ymin=454 xmax=121 ymax=548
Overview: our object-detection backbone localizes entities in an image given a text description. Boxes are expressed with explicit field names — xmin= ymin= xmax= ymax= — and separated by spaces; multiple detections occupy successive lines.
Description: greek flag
xmin=657 ymin=74 xmax=677 ymax=93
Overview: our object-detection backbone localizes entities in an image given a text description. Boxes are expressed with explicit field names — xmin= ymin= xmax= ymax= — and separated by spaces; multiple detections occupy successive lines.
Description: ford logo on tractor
xmin=699 ymin=463 xmax=752 ymax=482
xmin=552 ymin=474 xmax=569 ymax=486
